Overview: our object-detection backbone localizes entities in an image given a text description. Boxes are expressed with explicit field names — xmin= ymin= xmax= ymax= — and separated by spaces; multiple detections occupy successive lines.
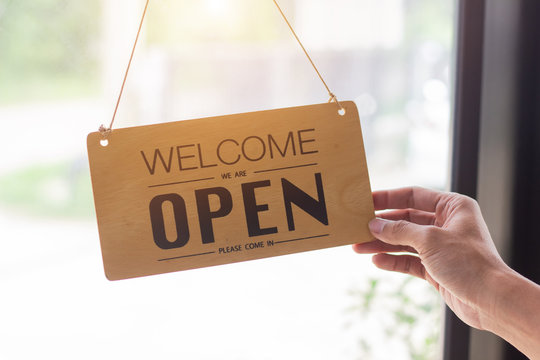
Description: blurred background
xmin=0 ymin=0 xmax=454 ymax=359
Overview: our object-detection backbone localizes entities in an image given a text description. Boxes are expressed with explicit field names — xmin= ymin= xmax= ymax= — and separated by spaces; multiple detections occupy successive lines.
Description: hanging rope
xmin=100 ymin=0 xmax=150 ymax=137
xmin=271 ymin=0 xmax=344 ymax=112
xmin=100 ymin=0 xmax=343 ymax=136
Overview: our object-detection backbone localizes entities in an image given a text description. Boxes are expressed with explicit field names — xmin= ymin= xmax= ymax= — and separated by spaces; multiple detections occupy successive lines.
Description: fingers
xmin=369 ymin=218 xmax=435 ymax=250
xmin=353 ymin=210 xmax=434 ymax=253
xmin=373 ymin=187 xmax=444 ymax=212
xmin=378 ymin=209 xmax=436 ymax=226
xmin=372 ymin=253 xmax=427 ymax=281
xmin=352 ymin=240 xmax=417 ymax=254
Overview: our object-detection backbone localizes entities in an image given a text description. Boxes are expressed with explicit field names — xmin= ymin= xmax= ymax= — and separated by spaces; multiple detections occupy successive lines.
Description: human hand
xmin=353 ymin=187 xmax=508 ymax=330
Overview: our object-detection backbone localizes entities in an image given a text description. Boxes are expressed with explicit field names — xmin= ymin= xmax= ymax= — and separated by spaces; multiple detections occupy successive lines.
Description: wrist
xmin=476 ymin=264 xmax=516 ymax=332
xmin=477 ymin=264 xmax=540 ymax=358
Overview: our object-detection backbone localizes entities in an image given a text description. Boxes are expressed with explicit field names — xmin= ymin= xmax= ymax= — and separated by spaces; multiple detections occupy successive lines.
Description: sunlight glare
xmin=205 ymin=0 xmax=227 ymax=16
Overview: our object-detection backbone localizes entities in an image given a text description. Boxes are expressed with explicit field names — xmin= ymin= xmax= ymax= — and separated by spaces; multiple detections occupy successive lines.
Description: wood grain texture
xmin=87 ymin=101 xmax=374 ymax=280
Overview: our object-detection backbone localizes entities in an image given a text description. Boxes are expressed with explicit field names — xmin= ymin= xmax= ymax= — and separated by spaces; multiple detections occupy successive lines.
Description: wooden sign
xmin=87 ymin=101 xmax=374 ymax=280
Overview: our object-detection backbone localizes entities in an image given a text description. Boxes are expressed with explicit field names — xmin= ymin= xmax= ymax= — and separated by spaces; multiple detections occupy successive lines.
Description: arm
xmin=483 ymin=267 xmax=540 ymax=358
xmin=353 ymin=187 xmax=540 ymax=359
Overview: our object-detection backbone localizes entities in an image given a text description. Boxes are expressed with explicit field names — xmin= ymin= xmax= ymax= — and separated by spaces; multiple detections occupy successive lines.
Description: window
xmin=0 ymin=1 xmax=454 ymax=358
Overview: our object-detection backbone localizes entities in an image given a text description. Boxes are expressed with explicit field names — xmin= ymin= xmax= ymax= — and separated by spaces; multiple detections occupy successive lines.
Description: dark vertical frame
xmin=446 ymin=0 xmax=486 ymax=359
xmin=504 ymin=0 xmax=540 ymax=359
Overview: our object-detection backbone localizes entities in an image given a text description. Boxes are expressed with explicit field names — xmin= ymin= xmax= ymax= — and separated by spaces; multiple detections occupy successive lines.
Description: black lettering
xmin=149 ymin=194 xmax=190 ymax=249
xmin=268 ymin=132 xmax=296 ymax=159
xmin=217 ymin=139 xmax=241 ymax=165
xmin=176 ymin=145 xmax=198 ymax=171
xmin=241 ymin=136 xmax=266 ymax=161
xmin=197 ymin=143 xmax=217 ymax=169
xmin=282 ymin=173 xmax=328 ymax=231
xmin=242 ymin=180 xmax=278 ymax=237
xmin=298 ymin=129 xmax=318 ymax=155
xmin=141 ymin=147 xmax=174 ymax=175
xmin=195 ymin=187 xmax=233 ymax=244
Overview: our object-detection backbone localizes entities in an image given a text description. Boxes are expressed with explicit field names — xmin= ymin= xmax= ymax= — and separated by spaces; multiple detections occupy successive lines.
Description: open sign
xmin=87 ymin=102 xmax=374 ymax=280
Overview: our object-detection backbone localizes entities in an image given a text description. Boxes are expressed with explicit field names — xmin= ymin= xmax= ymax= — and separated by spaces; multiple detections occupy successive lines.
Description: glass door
xmin=0 ymin=1 xmax=457 ymax=358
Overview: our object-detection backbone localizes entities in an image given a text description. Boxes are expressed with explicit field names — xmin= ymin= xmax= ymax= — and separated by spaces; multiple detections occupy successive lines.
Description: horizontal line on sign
xmin=158 ymin=251 xmax=215 ymax=262
xmin=254 ymin=163 xmax=318 ymax=174
xmin=148 ymin=177 xmax=215 ymax=188
xmin=275 ymin=233 xmax=330 ymax=244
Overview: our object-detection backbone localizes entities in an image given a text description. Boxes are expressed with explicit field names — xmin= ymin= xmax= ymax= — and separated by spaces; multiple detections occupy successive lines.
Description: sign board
xmin=87 ymin=101 xmax=374 ymax=280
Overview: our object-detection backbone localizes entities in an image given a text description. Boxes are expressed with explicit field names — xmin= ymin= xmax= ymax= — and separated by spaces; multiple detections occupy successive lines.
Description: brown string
xmin=100 ymin=0 xmax=150 ymax=137
xmin=271 ymin=0 xmax=344 ymax=112
xmin=100 ymin=0 xmax=343 ymax=136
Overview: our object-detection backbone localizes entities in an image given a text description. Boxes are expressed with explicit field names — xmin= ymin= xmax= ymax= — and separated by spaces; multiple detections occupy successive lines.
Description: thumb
xmin=369 ymin=218 xmax=426 ymax=249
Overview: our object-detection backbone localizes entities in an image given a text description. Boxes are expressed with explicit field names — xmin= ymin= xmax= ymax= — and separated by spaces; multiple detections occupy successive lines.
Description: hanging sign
xmin=87 ymin=101 xmax=374 ymax=280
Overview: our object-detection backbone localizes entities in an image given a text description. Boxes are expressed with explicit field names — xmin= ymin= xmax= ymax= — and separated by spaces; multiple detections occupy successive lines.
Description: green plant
xmin=0 ymin=0 xmax=100 ymax=103
xmin=0 ymin=159 xmax=94 ymax=219
xmin=346 ymin=275 xmax=441 ymax=360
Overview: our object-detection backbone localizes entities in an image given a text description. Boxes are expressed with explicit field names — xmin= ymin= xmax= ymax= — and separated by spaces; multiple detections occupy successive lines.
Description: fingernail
xmin=369 ymin=218 xmax=386 ymax=234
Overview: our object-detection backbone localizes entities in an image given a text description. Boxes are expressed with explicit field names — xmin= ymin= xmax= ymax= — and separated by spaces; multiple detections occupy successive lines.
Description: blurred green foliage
xmin=404 ymin=0 xmax=454 ymax=47
xmin=348 ymin=276 xmax=441 ymax=360
xmin=0 ymin=160 xmax=94 ymax=219
xmin=0 ymin=0 xmax=100 ymax=103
